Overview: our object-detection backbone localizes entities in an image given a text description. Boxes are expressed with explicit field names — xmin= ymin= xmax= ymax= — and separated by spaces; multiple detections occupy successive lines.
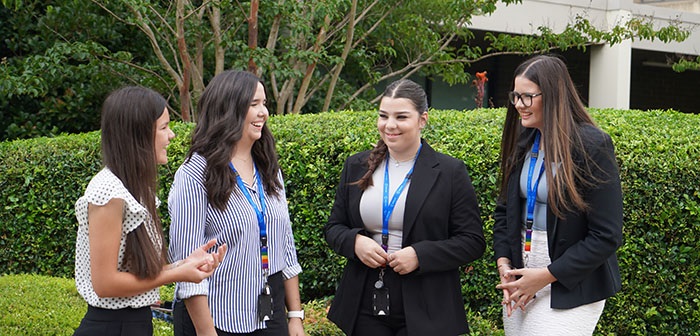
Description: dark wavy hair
xmin=498 ymin=54 xmax=601 ymax=217
xmin=100 ymin=86 xmax=168 ymax=279
xmin=353 ymin=79 xmax=428 ymax=190
xmin=187 ymin=70 xmax=282 ymax=211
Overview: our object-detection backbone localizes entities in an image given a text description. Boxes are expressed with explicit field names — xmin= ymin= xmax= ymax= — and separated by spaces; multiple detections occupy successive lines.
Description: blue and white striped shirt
xmin=168 ymin=152 xmax=302 ymax=333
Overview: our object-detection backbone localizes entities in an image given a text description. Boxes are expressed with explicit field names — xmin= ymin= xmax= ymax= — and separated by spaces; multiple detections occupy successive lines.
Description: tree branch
xmin=322 ymin=0 xmax=356 ymax=112
xmin=292 ymin=14 xmax=330 ymax=114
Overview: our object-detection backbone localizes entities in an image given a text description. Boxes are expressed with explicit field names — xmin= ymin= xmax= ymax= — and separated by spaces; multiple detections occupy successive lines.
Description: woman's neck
xmin=387 ymin=140 xmax=421 ymax=162
xmin=231 ymin=144 xmax=254 ymax=163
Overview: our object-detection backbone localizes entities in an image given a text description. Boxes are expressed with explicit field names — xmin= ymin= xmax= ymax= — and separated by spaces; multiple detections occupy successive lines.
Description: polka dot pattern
xmin=74 ymin=167 xmax=160 ymax=309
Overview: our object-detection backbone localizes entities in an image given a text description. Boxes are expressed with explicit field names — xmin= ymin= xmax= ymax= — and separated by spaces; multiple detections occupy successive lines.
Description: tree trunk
xmin=265 ymin=14 xmax=282 ymax=105
xmin=176 ymin=0 xmax=192 ymax=121
xmin=248 ymin=0 xmax=259 ymax=74
xmin=208 ymin=2 xmax=225 ymax=75
xmin=292 ymin=14 xmax=330 ymax=114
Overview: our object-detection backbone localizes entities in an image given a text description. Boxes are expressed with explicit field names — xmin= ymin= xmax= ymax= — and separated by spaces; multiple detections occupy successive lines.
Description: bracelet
xmin=169 ymin=260 xmax=184 ymax=270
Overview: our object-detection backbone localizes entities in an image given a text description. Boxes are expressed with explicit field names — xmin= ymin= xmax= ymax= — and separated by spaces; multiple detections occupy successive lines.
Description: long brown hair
xmin=188 ymin=70 xmax=282 ymax=211
xmin=353 ymin=79 xmax=428 ymax=190
xmin=100 ymin=86 xmax=168 ymax=279
xmin=498 ymin=55 xmax=601 ymax=218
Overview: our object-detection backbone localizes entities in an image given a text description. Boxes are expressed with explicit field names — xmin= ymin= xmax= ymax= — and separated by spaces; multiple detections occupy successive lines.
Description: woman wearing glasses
xmin=493 ymin=55 xmax=623 ymax=335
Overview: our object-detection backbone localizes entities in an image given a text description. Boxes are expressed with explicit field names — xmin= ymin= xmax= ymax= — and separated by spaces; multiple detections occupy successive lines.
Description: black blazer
xmin=324 ymin=140 xmax=485 ymax=336
xmin=493 ymin=125 xmax=623 ymax=309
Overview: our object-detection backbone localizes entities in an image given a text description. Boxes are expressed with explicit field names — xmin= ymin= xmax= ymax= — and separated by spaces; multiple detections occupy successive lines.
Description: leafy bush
xmin=1 ymin=109 xmax=699 ymax=334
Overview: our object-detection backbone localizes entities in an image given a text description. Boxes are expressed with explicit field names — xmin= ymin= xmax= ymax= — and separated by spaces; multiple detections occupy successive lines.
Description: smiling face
xmin=513 ymin=76 xmax=544 ymax=130
xmin=241 ymin=82 xmax=269 ymax=146
xmin=154 ymin=107 xmax=175 ymax=164
xmin=377 ymin=97 xmax=427 ymax=160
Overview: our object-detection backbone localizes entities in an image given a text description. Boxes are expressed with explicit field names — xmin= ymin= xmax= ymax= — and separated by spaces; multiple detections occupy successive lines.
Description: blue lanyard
xmin=381 ymin=143 xmax=422 ymax=251
xmin=525 ymin=131 xmax=545 ymax=229
xmin=229 ymin=162 xmax=269 ymax=273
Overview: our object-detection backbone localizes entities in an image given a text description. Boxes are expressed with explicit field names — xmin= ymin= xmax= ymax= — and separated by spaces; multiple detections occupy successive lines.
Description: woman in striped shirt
xmin=168 ymin=70 xmax=305 ymax=336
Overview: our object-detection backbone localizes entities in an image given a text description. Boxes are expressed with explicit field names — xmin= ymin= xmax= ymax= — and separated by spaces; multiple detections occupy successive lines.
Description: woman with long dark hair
xmin=73 ymin=86 xmax=227 ymax=336
xmin=168 ymin=70 xmax=305 ymax=336
xmin=324 ymin=79 xmax=485 ymax=336
xmin=493 ymin=55 xmax=623 ymax=335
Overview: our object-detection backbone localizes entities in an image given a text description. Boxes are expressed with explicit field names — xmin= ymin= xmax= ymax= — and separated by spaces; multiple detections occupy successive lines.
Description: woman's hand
xmin=497 ymin=263 xmax=516 ymax=316
xmin=288 ymin=317 xmax=305 ymax=336
xmin=177 ymin=239 xmax=228 ymax=283
xmin=388 ymin=247 xmax=419 ymax=275
xmin=496 ymin=267 xmax=556 ymax=315
xmin=354 ymin=234 xmax=388 ymax=268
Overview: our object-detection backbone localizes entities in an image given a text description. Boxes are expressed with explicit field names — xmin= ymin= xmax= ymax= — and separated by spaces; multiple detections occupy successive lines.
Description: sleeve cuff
xmin=281 ymin=264 xmax=303 ymax=280
xmin=175 ymin=280 xmax=209 ymax=300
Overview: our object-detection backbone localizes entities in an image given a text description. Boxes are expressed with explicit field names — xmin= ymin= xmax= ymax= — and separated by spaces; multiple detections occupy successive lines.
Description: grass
xmin=0 ymin=274 xmax=502 ymax=335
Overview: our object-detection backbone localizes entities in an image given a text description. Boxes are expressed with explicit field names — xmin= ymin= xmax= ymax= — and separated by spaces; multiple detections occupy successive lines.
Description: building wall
xmin=635 ymin=0 xmax=700 ymax=13
xmin=423 ymin=0 xmax=700 ymax=114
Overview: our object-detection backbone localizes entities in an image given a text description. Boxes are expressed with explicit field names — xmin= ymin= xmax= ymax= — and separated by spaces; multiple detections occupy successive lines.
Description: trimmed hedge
xmin=1 ymin=109 xmax=699 ymax=334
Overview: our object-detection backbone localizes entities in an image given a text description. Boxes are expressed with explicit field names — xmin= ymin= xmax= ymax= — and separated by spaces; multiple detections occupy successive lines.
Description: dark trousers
xmin=73 ymin=305 xmax=152 ymax=336
xmin=174 ymin=272 xmax=288 ymax=336
xmin=352 ymin=267 xmax=407 ymax=336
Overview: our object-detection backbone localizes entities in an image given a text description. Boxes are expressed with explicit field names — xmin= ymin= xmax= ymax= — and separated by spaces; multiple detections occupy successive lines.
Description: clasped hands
xmin=354 ymin=234 xmax=418 ymax=275
xmin=496 ymin=266 xmax=555 ymax=316
xmin=177 ymin=238 xmax=228 ymax=283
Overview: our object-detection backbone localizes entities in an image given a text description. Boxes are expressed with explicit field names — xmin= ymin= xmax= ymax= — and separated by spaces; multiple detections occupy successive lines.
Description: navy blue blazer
xmin=493 ymin=125 xmax=623 ymax=309
xmin=324 ymin=140 xmax=485 ymax=336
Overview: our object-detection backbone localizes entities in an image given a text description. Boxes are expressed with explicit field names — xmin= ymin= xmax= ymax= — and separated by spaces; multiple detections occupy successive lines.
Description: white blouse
xmin=74 ymin=167 xmax=161 ymax=309
xmin=359 ymin=158 xmax=413 ymax=254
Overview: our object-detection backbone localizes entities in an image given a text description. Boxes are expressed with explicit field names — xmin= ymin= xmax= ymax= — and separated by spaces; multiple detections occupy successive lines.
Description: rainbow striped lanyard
xmin=525 ymin=131 xmax=545 ymax=253
xmin=229 ymin=162 xmax=269 ymax=278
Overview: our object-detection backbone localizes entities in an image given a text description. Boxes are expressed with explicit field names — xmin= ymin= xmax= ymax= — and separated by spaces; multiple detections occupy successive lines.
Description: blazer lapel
xmin=402 ymin=141 xmax=439 ymax=244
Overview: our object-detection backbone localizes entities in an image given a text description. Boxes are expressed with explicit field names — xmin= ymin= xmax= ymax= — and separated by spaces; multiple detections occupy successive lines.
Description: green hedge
xmin=1 ymin=109 xmax=699 ymax=334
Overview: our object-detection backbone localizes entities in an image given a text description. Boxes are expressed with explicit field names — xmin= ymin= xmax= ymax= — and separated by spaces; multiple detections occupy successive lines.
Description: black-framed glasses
xmin=508 ymin=91 xmax=542 ymax=107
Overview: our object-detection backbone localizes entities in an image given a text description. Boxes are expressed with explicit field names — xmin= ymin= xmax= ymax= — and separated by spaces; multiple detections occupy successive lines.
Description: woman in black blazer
xmin=324 ymin=79 xmax=485 ymax=336
xmin=493 ymin=55 xmax=623 ymax=335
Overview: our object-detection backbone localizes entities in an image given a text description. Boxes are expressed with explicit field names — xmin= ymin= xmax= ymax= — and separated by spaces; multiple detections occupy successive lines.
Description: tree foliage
xmin=672 ymin=55 xmax=700 ymax=72
xmin=1 ymin=0 xmax=696 ymax=140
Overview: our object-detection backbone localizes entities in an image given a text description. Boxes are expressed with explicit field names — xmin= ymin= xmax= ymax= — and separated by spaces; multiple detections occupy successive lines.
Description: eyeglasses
xmin=508 ymin=91 xmax=542 ymax=107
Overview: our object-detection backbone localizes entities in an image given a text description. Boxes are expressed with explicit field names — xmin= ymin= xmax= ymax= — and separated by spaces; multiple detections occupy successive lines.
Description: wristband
xmin=287 ymin=310 xmax=304 ymax=320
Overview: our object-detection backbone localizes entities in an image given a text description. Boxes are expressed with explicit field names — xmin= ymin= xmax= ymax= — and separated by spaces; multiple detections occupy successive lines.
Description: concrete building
xmin=428 ymin=0 xmax=700 ymax=114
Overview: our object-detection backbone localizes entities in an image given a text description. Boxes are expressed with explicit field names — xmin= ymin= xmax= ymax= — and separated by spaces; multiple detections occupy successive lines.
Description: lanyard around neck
xmin=229 ymin=162 xmax=269 ymax=274
xmin=381 ymin=143 xmax=422 ymax=252
xmin=525 ymin=131 xmax=545 ymax=252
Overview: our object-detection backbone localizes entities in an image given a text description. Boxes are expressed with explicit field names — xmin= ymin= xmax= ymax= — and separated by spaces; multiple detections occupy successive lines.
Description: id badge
xmin=372 ymin=287 xmax=390 ymax=316
xmin=258 ymin=284 xmax=274 ymax=322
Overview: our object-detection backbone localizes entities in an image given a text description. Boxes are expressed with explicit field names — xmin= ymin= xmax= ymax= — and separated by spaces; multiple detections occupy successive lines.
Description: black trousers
xmin=352 ymin=267 xmax=407 ymax=336
xmin=73 ymin=305 xmax=152 ymax=336
xmin=174 ymin=271 xmax=288 ymax=336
